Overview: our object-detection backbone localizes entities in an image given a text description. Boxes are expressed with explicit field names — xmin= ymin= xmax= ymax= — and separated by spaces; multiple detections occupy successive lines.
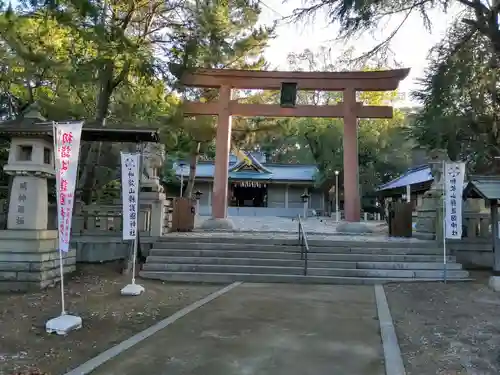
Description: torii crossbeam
xmin=180 ymin=68 xmax=410 ymax=223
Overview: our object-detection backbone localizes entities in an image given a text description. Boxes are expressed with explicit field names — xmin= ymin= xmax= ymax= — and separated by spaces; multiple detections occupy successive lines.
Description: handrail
xmin=297 ymin=215 xmax=309 ymax=276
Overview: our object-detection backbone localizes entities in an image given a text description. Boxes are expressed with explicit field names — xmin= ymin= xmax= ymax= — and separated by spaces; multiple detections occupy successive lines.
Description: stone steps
xmin=144 ymin=256 xmax=463 ymax=270
xmin=158 ymin=236 xmax=437 ymax=248
xmin=141 ymin=236 xmax=470 ymax=284
xmin=148 ymin=249 xmax=456 ymax=263
xmin=143 ymin=263 xmax=468 ymax=279
xmin=152 ymin=242 xmax=443 ymax=255
xmin=140 ymin=271 xmax=471 ymax=284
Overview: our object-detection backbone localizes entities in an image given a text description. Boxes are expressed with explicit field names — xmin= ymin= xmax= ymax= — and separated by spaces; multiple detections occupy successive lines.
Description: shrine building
xmin=175 ymin=152 xmax=326 ymax=217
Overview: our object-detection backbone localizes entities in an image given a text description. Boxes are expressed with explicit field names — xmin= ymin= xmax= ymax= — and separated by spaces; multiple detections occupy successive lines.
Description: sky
xmin=257 ymin=0 xmax=463 ymax=107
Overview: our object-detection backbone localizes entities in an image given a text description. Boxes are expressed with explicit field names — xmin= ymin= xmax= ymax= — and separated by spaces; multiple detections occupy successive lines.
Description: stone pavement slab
xmin=89 ymin=284 xmax=384 ymax=375
xmin=166 ymin=229 xmax=434 ymax=245
xmin=195 ymin=215 xmax=387 ymax=235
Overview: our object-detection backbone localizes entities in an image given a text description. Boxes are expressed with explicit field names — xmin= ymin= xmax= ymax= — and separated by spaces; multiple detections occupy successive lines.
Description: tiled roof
xmin=464 ymin=176 xmax=500 ymax=200
xmin=228 ymin=152 xmax=272 ymax=174
xmin=378 ymin=165 xmax=433 ymax=191
xmin=175 ymin=161 xmax=317 ymax=182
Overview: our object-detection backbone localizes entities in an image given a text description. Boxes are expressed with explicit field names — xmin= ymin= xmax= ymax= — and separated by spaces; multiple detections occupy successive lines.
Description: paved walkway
xmin=79 ymin=284 xmax=391 ymax=375
xmin=195 ymin=216 xmax=387 ymax=235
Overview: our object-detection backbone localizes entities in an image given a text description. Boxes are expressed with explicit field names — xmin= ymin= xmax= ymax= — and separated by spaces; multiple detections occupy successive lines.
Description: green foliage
xmin=262 ymin=48 xmax=413 ymax=193
xmin=289 ymin=1 xmax=500 ymax=176
xmin=163 ymin=0 xmax=275 ymax=196
xmin=0 ymin=1 xmax=186 ymax=200
xmin=0 ymin=0 xmax=416 ymax=200
xmin=410 ymin=17 xmax=500 ymax=173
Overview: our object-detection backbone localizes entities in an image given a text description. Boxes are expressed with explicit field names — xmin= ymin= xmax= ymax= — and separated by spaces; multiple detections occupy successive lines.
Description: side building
xmin=174 ymin=152 xmax=326 ymax=217
xmin=377 ymin=164 xmax=433 ymax=209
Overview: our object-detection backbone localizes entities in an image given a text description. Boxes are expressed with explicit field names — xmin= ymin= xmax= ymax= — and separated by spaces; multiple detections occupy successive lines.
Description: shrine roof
xmin=0 ymin=103 xmax=50 ymax=136
xmin=228 ymin=152 xmax=272 ymax=174
xmin=0 ymin=111 xmax=160 ymax=143
xmin=377 ymin=165 xmax=433 ymax=191
xmin=174 ymin=155 xmax=317 ymax=182
xmin=463 ymin=176 xmax=500 ymax=200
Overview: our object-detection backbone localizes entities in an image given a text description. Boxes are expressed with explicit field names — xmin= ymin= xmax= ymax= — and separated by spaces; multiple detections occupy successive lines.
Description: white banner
xmin=121 ymin=153 xmax=140 ymax=240
xmin=54 ymin=121 xmax=84 ymax=252
xmin=444 ymin=162 xmax=466 ymax=239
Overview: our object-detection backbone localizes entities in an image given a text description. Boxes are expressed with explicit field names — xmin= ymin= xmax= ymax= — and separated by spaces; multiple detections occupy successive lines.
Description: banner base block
xmin=121 ymin=283 xmax=145 ymax=296
xmin=46 ymin=314 xmax=82 ymax=335
xmin=489 ymin=276 xmax=500 ymax=292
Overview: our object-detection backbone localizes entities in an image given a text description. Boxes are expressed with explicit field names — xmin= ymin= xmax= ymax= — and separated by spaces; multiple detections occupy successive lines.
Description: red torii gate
xmin=180 ymin=68 xmax=409 ymax=223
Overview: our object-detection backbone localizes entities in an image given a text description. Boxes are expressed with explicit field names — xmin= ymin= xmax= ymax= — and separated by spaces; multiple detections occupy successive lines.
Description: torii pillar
xmin=179 ymin=68 xmax=410 ymax=229
xmin=212 ymin=85 xmax=232 ymax=221
xmin=343 ymin=88 xmax=361 ymax=222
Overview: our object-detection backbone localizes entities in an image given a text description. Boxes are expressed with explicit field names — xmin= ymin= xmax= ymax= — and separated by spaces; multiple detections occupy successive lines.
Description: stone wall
xmin=72 ymin=235 xmax=156 ymax=262
xmin=0 ymin=230 xmax=76 ymax=292
xmin=447 ymin=239 xmax=492 ymax=269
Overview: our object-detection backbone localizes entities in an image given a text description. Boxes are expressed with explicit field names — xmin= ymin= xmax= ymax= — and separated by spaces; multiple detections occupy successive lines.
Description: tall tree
xmin=167 ymin=0 xmax=275 ymax=197
xmin=410 ymin=16 xmax=500 ymax=173
xmin=4 ymin=0 xmax=187 ymax=202
xmin=0 ymin=6 xmax=180 ymax=195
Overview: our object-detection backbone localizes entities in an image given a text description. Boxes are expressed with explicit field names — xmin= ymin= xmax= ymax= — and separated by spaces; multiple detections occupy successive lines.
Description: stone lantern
xmin=4 ymin=114 xmax=55 ymax=230
xmin=0 ymin=104 xmax=76 ymax=291
xmin=301 ymin=192 xmax=310 ymax=218
xmin=414 ymin=149 xmax=450 ymax=240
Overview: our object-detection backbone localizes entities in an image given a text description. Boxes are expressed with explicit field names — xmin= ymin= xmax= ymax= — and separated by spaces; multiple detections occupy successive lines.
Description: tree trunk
xmin=77 ymin=63 xmax=114 ymax=205
xmin=185 ymin=142 xmax=201 ymax=198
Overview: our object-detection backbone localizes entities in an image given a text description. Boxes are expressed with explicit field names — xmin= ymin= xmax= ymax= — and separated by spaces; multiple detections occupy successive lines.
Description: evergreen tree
xmin=167 ymin=0 xmax=275 ymax=197
xmin=410 ymin=16 xmax=500 ymax=173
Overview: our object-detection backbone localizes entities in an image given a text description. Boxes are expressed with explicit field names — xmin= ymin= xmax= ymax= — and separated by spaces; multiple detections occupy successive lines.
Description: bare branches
xmin=347 ymin=8 xmax=412 ymax=66
xmin=286 ymin=0 xmax=442 ymax=63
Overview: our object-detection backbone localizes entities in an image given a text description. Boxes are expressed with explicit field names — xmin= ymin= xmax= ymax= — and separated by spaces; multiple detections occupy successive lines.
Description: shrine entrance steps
xmin=139 ymin=233 xmax=471 ymax=284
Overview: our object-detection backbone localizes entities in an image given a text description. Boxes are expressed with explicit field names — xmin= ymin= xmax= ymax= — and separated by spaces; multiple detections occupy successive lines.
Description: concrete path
xmin=195 ymin=215 xmax=387 ymax=235
xmin=89 ymin=284 xmax=385 ymax=375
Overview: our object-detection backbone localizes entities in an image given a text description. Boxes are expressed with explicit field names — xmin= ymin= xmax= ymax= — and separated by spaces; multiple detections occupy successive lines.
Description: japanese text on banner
xmin=54 ymin=122 xmax=83 ymax=252
xmin=121 ymin=153 xmax=140 ymax=240
xmin=444 ymin=162 xmax=466 ymax=239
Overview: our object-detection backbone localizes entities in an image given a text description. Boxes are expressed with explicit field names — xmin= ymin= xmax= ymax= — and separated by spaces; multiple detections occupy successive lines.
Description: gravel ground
xmin=0 ymin=263 xmax=222 ymax=375
xmin=385 ymin=271 xmax=500 ymax=375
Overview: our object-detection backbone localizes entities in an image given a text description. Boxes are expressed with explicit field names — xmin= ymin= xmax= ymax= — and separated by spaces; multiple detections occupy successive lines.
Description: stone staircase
xmin=140 ymin=234 xmax=471 ymax=284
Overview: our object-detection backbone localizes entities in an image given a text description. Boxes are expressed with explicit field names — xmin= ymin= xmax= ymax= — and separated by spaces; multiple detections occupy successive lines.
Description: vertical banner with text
xmin=121 ymin=153 xmax=140 ymax=240
xmin=54 ymin=121 xmax=84 ymax=252
xmin=444 ymin=162 xmax=466 ymax=239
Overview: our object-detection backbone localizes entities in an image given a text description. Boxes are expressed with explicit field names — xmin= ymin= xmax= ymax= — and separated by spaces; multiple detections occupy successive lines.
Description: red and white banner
xmin=54 ymin=121 xmax=84 ymax=252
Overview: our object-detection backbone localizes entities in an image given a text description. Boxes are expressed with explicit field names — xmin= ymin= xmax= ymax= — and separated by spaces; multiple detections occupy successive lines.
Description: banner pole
xmin=120 ymin=146 xmax=145 ymax=296
xmin=131 ymin=144 xmax=143 ymax=285
xmin=46 ymin=121 xmax=83 ymax=335
xmin=52 ymin=122 xmax=66 ymax=315
xmin=59 ymin=249 xmax=66 ymax=314
xmin=443 ymin=161 xmax=447 ymax=284
xmin=131 ymin=237 xmax=138 ymax=285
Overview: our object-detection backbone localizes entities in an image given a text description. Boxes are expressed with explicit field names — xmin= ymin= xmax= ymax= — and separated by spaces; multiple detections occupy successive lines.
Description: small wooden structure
xmin=180 ymin=68 xmax=410 ymax=223
xmin=463 ymin=176 xmax=500 ymax=274
xmin=388 ymin=202 xmax=413 ymax=237
xmin=171 ymin=197 xmax=196 ymax=232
